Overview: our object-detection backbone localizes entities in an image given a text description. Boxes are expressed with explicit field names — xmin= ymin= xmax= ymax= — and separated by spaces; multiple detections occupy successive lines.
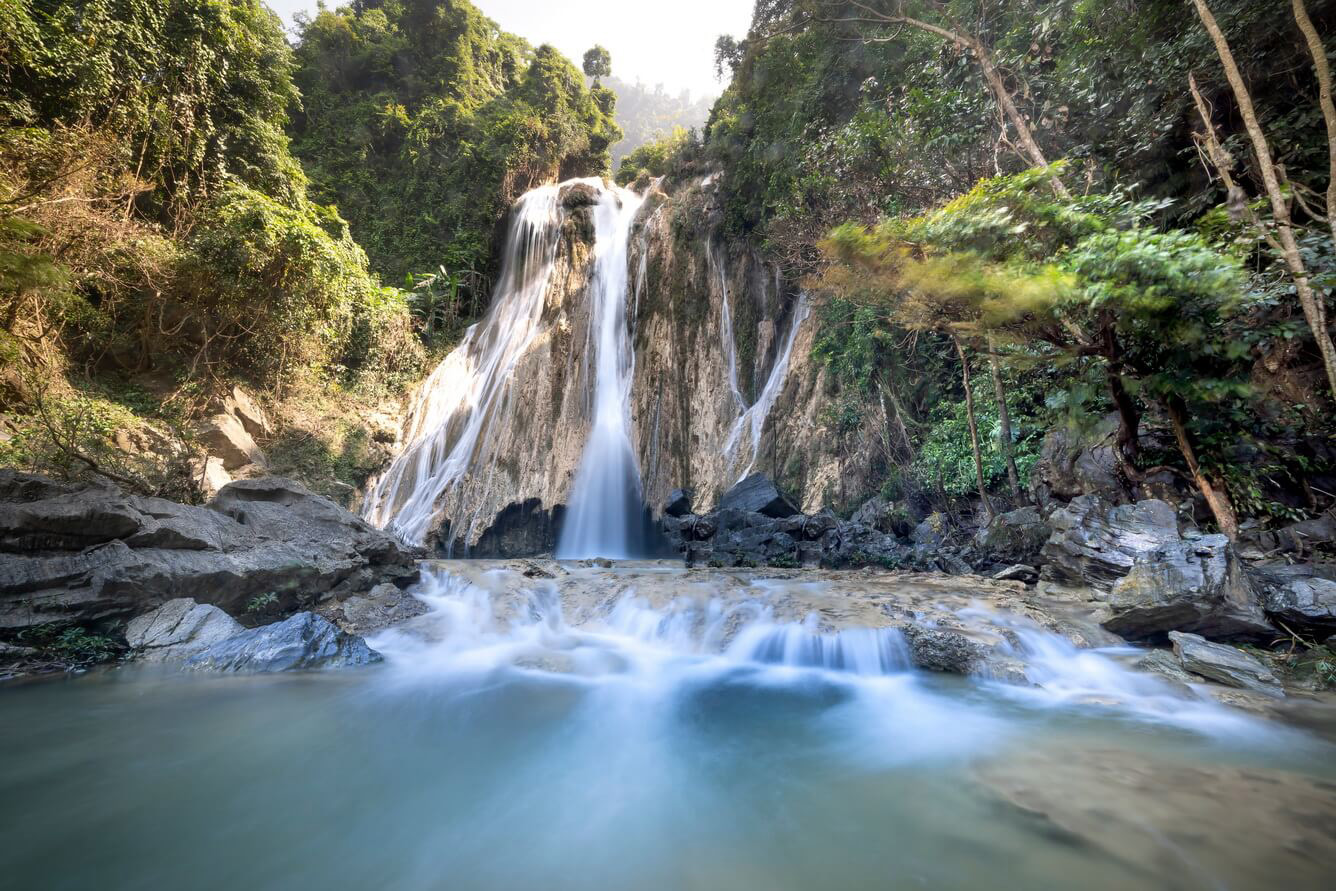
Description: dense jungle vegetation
xmin=695 ymin=0 xmax=1336 ymax=534
xmin=0 ymin=0 xmax=617 ymax=500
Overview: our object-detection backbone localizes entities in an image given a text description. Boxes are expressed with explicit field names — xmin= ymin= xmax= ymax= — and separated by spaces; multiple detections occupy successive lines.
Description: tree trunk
xmin=1291 ymin=0 xmax=1336 ymax=254
xmin=1166 ymin=396 xmax=1240 ymax=540
xmin=987 ymin=338 xmax=1021 ymax=499
xmin=1192 ymin=0 xmax=1336 ymax=399
xmin=836 ymin=5 xmax=1070 ymax=198
xmin=953 ymin=335 xmax=994 ymax=521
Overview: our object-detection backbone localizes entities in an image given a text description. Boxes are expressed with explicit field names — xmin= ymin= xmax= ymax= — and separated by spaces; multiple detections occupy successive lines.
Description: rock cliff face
xmin=367 ymin=176 xmax=874 ymax=554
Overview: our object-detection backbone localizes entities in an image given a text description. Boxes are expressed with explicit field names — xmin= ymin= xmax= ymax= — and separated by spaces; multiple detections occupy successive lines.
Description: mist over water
xmin=2 ymin=564 xmax=1330 ymax=891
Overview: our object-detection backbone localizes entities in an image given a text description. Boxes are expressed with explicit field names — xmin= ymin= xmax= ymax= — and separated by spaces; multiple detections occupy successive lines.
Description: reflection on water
xmin=1 ymin=567 xmax=1333 ymax=890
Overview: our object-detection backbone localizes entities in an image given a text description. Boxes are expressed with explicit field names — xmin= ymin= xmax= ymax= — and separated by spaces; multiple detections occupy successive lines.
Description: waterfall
xmin=556 ymin=185 xmax=652 ymax=559
xmin=706 ymin=240 xmax=745 ymax=413
xmin=722 ymin=294 xmax=811 ymax=481
xmin=360 ymin=186 xmax=566 ymax=544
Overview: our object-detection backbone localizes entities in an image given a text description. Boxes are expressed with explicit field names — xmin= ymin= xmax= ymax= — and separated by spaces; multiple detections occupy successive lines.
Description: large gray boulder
xmin=1029 ymin=413 xmax=1126 ymax=504
xmin=662 ymin=488 xmax=694 ymax=518
xmin=185 ymin=611 xmax=381 ymax=672
xmin=1169 ymin=631 xmax=1284 ymax=698
xmin=1255 ymin=574 xmax=1336 ymax=636
xmin=197 ymin=412 xmax=267 ymax=471
xmin=717 ymin=473 xmax=799 ymax=518
xmin=849 ymin=496 xmax=908 ymax=535
xmin=1041 ymin=496 xmax=1181 ymax=588
xmin=125 ymin=598 xmax=243 ymax=662
xmin=0 ymin=471 xmax=419 ymax=636
xmin=974 ymin=506 xmax=1051 ymax=565
xmin=1102 ymin=535 xmax=1274 ymax=641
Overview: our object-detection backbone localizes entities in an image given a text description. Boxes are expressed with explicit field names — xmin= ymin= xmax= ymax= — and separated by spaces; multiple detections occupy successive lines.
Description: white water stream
xmin=361 ymin=185 xmax=566 ymax=544
xmin=555 ymin=185 xmax=649 ymax=558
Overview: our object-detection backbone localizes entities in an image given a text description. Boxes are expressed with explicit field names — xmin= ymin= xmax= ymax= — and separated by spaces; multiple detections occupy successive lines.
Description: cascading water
xmin=555 ymin=186 xmax=653 ymax=559
xmin=722 ymin=294 xmax=811 ymax=481
xmin=706 ymin=240 xmax=745 ymax=413
xmin=361 ymin=186 xmax=566 ymax=544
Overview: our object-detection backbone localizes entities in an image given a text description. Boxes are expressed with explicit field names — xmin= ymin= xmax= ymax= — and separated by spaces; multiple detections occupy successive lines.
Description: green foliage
xmin=912 ymin=391 xmax=1042 ymax=497
xmin=615 ymin=128 xmax=690 ymax=186
xmin=3 ymin=0 xmax=307 ymax=221
xmin=245 ymin=592 xmax=278 ymax=613
xmin=290 ymin=0 xmax=620 ymax=283
xmin=18 ymin=624 xmax=121 ymax=665
xmin=582 ymin=45 xmax=611 ymax=83
xmin=706 ymin=0 xmax=1332 ymax=269
xmin=182 ymin=182 xmax=419 ymax=384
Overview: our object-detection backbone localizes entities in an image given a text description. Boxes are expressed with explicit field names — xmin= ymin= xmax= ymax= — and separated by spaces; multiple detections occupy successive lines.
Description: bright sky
xmin=265 ymin=0 xmax=755 ymax=99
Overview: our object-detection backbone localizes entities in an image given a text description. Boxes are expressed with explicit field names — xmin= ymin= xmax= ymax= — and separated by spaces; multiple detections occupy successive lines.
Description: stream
xmin=3 ymin=564 xmax=1333 ymax=890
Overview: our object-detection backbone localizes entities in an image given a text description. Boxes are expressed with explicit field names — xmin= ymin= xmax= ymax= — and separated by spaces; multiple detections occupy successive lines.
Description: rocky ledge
xmin=0 ymin=470 xmax=420 ymax=674
xmin=658 ymin=474 xmax=1336 ymax=652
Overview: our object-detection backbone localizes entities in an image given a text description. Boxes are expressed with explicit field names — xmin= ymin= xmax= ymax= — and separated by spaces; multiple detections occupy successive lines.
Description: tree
xmin=582 ymin=45 xmax=612 ymax=85
xmin=819 ymin=168 xmax=1254 ymax=538
xmin=815 ymin=1 xmax=1069 ymax=198
xmin=1189 ymin=0 xmax=1336 ymax=400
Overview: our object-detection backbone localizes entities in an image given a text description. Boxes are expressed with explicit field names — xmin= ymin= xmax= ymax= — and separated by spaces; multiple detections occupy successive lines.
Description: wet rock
xmin=1102 ymin=536 xmax=1273 ymax=641
xmin=1256 ymin=575 xmax=1336 ymax=636
xmin=901 ymin=623 xmax=989 ymax=673
xmin=1131 ymin=648 xmax=1197 ymax=690
xmin=973 ymin=506 xmax=1051 ymax=566
xmin=1168 ymin=631 xmax=1283 ymax=697
xmin=1041 ymin=496 xmax=1180 ymax=588
xmin=993 ymin=564 xmax=1039 ymax=584
xmin=662 ymin=488 xmax=694 ymax=518
xmin=976 ymin=746 xmax=1336 ymax=888
xmin=186 ymin=611 xmax=381 ymax=672
xmin=125 ymin=598 xmax=244 ymax=662
xmin=0 ymin=471 xmax=419 ymax=637
xmin=559 ymin=181 xmax=601 ymax=208
xmin=319 ymin=582 xmax=428 ymax=635
xmin=717 ymin=473 xmax=799 ymax=518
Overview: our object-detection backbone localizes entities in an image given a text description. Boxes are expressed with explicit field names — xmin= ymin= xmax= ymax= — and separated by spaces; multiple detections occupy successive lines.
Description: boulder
xmin=0 ymin=471 xmax=419 ymax=637
xmin=209 ymin=385 xmax=270 ymax=440
xmin=1132 ymin=648 xmax=1198 ymax=689
xmin=320 ymin=582 xmax=427 ymax=635
xmin=559 ymin=181 xmax=601 ymax=209
xmin=901 ymin=624 xmax=989 ymax=674
xmin=662 ymin=488 xmax=694 ymax=518
xmin=1257 ymin=576 xmax=1336 ymax=635
xmin=125 ymin=598 xmax=243 ymax=662
xmin=198 ymin=412 xmax=267 ymax=471
xmin=185 ymin=611 xmax=381 ymax=672
xmin=973 ymin=506 xmax=1051 ymax=565
xmin=911 ymin=512 xmax=949 ymax=548
xmin=1102 ymin=536 xmax=1273 ymax=641
xmin=1041 ymin=496 xmax=1181 ymax=589
xmin=717 ymin=473 xmax=800 ymax=518
xmin=1168 ymin=631 xmax=1284 ymax=698
xmin=849 ymin=496 xmax=908 ymax=535
xmin=1029 ymin=413 xmax=1126 ymax=505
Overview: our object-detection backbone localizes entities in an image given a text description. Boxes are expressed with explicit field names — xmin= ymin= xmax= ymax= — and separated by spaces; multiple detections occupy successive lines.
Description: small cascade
xmin=556 ymin=185 xmax=653 ymax=559
xmin=361 ymin=186 xmax=566 ymax=544
xmin=722 ymin=294 xmax=811 ymax=481
xmin=725 ymin=616 xmax=911 ymax=675
xmin=706 ymin=240 xmax=745 ymax=413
